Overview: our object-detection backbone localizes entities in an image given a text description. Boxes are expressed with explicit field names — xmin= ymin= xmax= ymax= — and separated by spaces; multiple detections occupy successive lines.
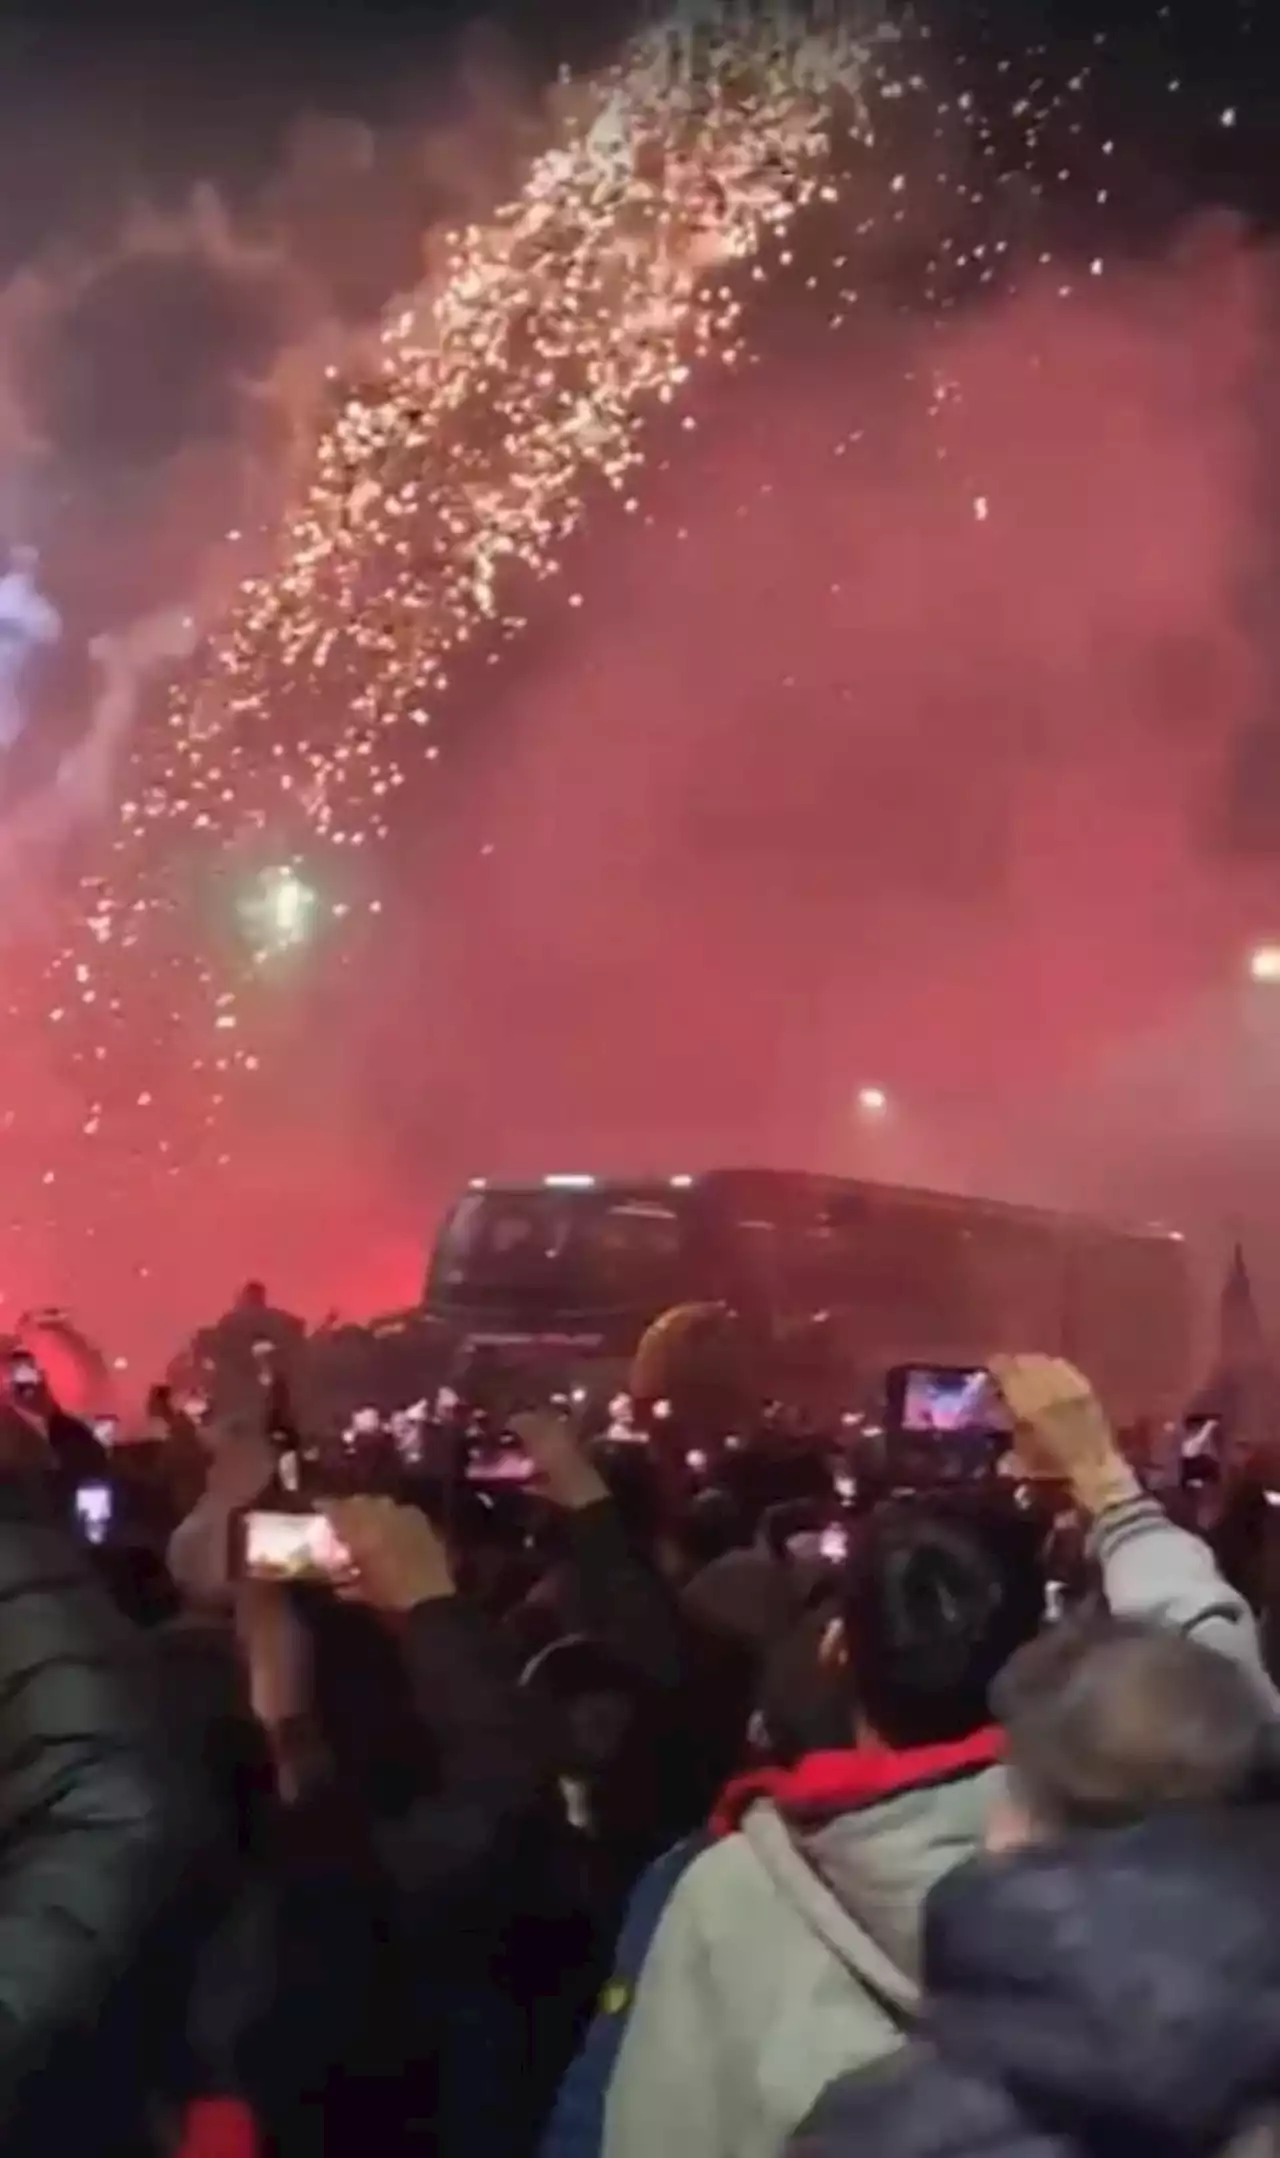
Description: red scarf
xmin=178 ymin=2099 xmax=259 ymax=2158
xmin=711 ymin=1725 xmax=1004 ymax=1837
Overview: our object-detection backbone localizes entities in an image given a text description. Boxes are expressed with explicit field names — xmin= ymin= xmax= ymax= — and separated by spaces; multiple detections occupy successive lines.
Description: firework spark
xmin=49 ymin=4 xmax=890 ymax=1121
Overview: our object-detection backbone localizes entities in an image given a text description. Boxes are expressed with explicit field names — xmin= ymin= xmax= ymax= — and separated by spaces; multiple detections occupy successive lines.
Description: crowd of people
xmin=0 ymin=1336 xmax=1277 ymax=2158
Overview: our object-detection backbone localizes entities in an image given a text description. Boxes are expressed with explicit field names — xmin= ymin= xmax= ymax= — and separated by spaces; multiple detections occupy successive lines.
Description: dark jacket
xmin=386 ymin=1596 xmax=570 ymax=2158
xmin=0 ymin=1484 xmax=199 ymax=2155
xmin=789 ymin=1806 xmax=1280 ymax=2158
xmin=177 ymin=1592 xmax=562 ymax=2158
xmin=552 ymin=1501 xmax=757 ymax=1836
xmin=540 ymin=1834 xmax=709 ymax=2158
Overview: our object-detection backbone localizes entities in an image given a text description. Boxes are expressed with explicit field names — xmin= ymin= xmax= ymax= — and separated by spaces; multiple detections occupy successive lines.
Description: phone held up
xmin=885 ymin=1364 xmax=1012 ymax=1440
xmin=7 ymin=1352 xmax=41 ymax=1401
xmin=236 ymin=1508 xmax=354 ymax=1588
xmin=74 ymin=1483 xmax=113 ymax=1546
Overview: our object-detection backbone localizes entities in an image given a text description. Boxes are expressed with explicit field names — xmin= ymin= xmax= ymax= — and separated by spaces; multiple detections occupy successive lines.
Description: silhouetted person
xmin=197 ymin=1283 xmax=307 ymax=1434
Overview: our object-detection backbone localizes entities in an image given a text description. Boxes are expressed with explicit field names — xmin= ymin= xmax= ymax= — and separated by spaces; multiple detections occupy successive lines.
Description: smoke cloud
xmin=1 ymin=16 xmax=1278 ymax=1371
xmin=343 ymin=212 xmax=1280 ymax=1336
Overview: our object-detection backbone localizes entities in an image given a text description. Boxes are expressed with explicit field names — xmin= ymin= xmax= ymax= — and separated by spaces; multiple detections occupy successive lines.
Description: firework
xmin=48 ymin=3 xmax=890 ymax=1114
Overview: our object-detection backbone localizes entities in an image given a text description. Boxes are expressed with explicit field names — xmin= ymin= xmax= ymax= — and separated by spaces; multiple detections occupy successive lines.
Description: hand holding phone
xmin=509 ymin=1409 xmax=608 ymax=1510
xmin=889 ymin=1364 xmax=1011 ymax=1437
xmin=988 ymin=1354 xmax=1128 ymax=1502
xmin=239 ymin=1509 xmax=353 ymax=1587
xmin=8 ymin=1353 xmax=41 ymax=1397
xmin=464 ymin=1434 xmax=537 ymax=1484
xmin=322 ymin=1497 xmax=454 ymax=1613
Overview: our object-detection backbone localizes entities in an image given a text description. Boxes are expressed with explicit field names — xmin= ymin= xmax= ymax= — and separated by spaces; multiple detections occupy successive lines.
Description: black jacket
xmin=0 ymin=1485 xmax=200 ymax=2154
xmin=790 ymin=1807 xmax=1280 ymax=2158
xmin=177 ymin=1592 xmax=561 ymax=2158
xmin=379 ymin=1596 xmax=565 ymax=2158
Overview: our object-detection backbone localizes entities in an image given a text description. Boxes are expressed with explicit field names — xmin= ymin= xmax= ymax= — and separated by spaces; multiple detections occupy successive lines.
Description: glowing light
xmin=239 ymin=868 xmax=316 ymax=956
xmin=1248 ymin=945 xmax=1280 ymax=985
xmin=856 ymin=1085 xmax=889 ymax=1114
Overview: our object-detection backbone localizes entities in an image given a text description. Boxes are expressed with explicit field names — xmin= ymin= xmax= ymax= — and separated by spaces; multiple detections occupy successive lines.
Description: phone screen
xmin=783 ymin=1523 xmax=850 ymax=1565
xmin=74 ymin=1483 xmax=113 ymax=1545
xmin=241 ymin=1510 xmax=352 ymax=1584
xmin=9 ymin=1357 xmax=39 ymax=1389
xmin=464 ymin=1441 xmax=536 ymax=1484
xmin=896 ymin=1365 xmax=1011 ymax=1437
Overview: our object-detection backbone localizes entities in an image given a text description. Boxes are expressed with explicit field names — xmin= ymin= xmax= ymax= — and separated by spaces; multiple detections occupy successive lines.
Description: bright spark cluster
xmin=52 ymin=2 xmax=890 ymax=1121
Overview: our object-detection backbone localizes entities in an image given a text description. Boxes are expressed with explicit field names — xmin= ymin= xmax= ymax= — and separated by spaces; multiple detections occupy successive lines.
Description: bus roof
xmin=458 ymin=1169 xmax=1183 ymax=1248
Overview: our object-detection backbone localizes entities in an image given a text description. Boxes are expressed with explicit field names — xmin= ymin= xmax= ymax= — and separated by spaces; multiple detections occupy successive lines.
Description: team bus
xmin=423 ymin=1168 xmax=1192 ymax=1423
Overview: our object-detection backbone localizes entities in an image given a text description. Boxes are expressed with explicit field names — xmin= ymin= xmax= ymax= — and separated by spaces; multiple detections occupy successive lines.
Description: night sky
xmin=0 ymin=0 xmax=1277 ymax=1370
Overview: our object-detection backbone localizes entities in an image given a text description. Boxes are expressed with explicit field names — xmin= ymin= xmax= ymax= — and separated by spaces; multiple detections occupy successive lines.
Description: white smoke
xmin=0 ymin=607 xmax=198 ymax=923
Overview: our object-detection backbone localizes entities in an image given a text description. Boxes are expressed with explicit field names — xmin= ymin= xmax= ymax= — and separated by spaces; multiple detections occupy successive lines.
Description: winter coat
xmin=602 ymin=1731 xmax=1005 ymax=2158
xmin=789 ymin=1805 xmax=1280 ymax=2158
xmin=0 ymin=1483 xmax=199 ymax=2157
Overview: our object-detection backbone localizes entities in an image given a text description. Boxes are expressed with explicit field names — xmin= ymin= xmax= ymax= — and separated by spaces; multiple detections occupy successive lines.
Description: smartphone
xmin=8 ymin=1355 xmax=40 ymax=1391
xmin=92 ymin=1416 xmax=119 ymax=1447
xmin=239 ymin=1509 xmax=352 ymax=1585
xmin=888 ymin=1364 xmax=1012 ymax=1438
xmin=464 ymin=1437 xmax=536 ymax=1485
xmin=783 ymin=1523 xmax=849 ymax=1566
xmin=74 ymin=1483 xmax=113 ymax=1545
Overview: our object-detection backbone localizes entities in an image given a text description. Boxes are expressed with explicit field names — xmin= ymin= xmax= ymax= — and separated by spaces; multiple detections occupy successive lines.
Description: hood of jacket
xmin=924 ymin=1806 xmax=1280 ymax=2152
xmin=715 ymin=1730 xmax=1004 ymax=2010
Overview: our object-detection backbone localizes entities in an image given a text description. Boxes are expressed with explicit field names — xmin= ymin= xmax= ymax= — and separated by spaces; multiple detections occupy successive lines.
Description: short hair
xmin=840 ymin=1500 xmax=1045 ymax=1749
xmin=993 ymin=1614 xmax=1280 ymax=1832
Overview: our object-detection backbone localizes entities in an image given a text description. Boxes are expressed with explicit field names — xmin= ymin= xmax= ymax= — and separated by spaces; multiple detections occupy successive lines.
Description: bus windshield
xmin=427 ymin=1187 xmax=695 ymax=1314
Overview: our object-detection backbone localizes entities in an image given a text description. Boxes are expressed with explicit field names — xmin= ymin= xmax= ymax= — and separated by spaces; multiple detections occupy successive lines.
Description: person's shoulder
xmin=653 ymin=1816 xmax=783 ymax=1939
xmin=0 ymin=1483 xmax=77 ymax=1576
xmin=790 ymin=2044 xmax=1028 ymax=2158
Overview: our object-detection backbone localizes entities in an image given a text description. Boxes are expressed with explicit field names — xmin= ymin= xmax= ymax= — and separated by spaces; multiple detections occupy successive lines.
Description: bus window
xmin=962 ymin=1217 xmax=1067 ymax=1356
xmin=727 ymin=1215 xmax=786 ymax=1315
xmin=740 ymin=1194 xmax=989 ymax=1349
xmin=592 ymin=1202 xmax=687 ymax=1300
xmin=827 ymin=1200 xmax=985 ymax=1344
xmin=427 ymin=1187 xmax=694 ymax=1312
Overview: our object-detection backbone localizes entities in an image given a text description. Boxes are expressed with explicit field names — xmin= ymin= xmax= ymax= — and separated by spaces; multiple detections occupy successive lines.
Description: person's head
xmin=836 ymin=1499 xmax=1045 ymax=1750
xmin=988 ymin=1613 xmax=1280 ymax=1851
xmin=520 ymin=1634 xmax=648 ymax=1778
xmin=673 ymin=1486 xmax=745 ymax=1572
xmin=238 ymin=1280 xmax=268 ymax=1312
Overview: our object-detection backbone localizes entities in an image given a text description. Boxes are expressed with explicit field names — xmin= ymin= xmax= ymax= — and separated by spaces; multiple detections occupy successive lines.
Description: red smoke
xmin=341 ymin=229 xmax=1275 ymax=1293
xmin=7 ymin=206 xmax=1280 ymax=1379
